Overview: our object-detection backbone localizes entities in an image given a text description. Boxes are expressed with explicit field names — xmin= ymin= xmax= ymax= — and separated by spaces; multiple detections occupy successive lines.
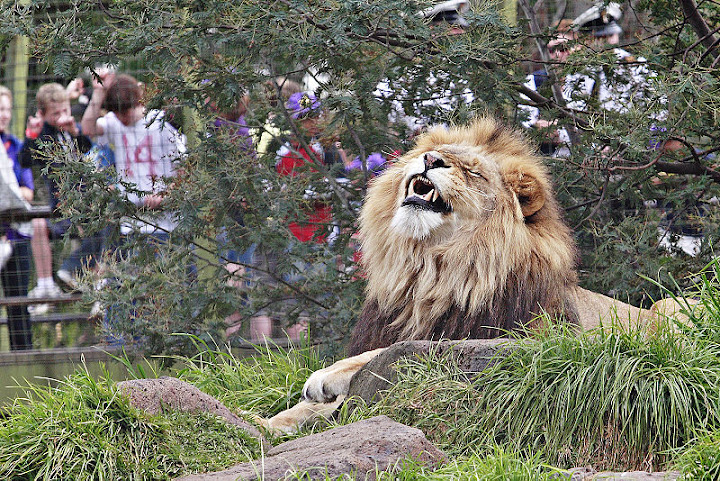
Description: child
xmin=19 ymin=83 xmax=93 ymax=314
xmin=81 ymin=72 xmax=185 ymax=237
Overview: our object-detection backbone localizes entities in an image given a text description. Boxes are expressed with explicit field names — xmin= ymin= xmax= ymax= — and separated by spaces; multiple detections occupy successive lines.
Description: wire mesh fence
xmin=0 ymin=39 xmax=182 ymax=354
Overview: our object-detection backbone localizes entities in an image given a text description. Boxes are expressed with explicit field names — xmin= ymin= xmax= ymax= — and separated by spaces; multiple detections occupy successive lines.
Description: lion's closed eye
xmin=468 ymin=171 xmax=488 ymax=181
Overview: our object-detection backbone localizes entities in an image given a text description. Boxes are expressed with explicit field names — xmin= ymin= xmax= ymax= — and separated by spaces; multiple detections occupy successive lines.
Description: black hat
xmin=573 ymin=2 xmax=623 ymax=37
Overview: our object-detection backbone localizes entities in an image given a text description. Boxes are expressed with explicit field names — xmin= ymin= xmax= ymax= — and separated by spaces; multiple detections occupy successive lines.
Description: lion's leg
xmin=247 ymin=348 xmax=386 ymax=435
xmin=301 ymin=348 xmax=386 ymax=403
xmin=648 ymin=297 xmax=698 ymax=331
xmin=257 ymin=396 xmax=345 ymax=434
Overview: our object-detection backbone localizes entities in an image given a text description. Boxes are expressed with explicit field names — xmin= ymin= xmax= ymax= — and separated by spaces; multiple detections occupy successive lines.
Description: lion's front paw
xmin=302 ymin=365 xmax=352 ymax=403
xmin=302 ymin=348 xmax=387 ymax=403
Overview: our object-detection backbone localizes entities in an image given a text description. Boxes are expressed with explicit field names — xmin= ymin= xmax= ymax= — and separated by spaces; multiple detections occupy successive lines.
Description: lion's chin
xmin=390 ymin=206 xmax=446 ymax=240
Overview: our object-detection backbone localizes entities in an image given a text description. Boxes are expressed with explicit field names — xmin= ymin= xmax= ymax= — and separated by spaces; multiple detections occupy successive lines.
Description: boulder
xmin=117 ymin=377 xmax=268 ymax=447
xmin=589 ymin=472 xmax=680 ymax=480
xmin=348 ymin=339 xmax=513 ymax=404
xmin=174 ymin=415 xmax=446 ymax=481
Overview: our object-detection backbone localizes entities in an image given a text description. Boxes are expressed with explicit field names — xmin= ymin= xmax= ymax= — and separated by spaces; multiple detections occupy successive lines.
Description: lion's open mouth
xmin=402 ymin=175 xmax=452 ymax=213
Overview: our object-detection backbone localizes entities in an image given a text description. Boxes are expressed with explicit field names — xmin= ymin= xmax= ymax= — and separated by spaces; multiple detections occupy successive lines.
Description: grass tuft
xmin=0 ymin=364 xmax=260 ymax=479
xmin=173 ymin=338 xmax=325 ymax=418
xmin=346 ymin=324 xmax=720 ymax=471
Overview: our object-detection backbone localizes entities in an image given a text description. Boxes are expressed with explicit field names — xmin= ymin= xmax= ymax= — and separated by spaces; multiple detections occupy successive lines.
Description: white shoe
xmin=0 ymin=241 xmax=12 ymax=271
xmin=90 ymin=301 xmax=103 ymax=317
xmin=56 ymin=269 xmax=78 ymax=291
xmin=27 ymin=283 xmax=65 ymax=316
xmin=28 ymin=302 xmax=50 ymax=316
xmin=28 ymin=283 xmax=65 ymax=299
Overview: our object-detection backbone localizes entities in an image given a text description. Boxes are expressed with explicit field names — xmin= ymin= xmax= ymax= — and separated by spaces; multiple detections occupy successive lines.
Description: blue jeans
xmin=59 ymin=225 xmax=114 ymax=275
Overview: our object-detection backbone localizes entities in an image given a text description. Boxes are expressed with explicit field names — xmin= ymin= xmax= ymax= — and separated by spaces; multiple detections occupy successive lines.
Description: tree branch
xmin=679 ymin=0 xmax=719 ymax=59
xmin=517 ymin=0 xmax=567 ymax=109
xmin=654 ymin=160 xmax=720 ymax=182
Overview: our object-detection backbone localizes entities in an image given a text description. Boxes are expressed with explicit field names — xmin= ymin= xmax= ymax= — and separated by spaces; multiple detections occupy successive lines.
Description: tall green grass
xmin=0 ymin=365 xmax=261 ymax=480
xmin=346 ymin=324 xmax=720 ymax=471
xmin=173 ymin=338 xmax=324 ymax=417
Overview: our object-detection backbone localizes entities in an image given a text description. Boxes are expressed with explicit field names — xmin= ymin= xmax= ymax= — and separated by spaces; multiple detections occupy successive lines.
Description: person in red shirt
xmin=275 ymin=92 xmax=332 ymax=243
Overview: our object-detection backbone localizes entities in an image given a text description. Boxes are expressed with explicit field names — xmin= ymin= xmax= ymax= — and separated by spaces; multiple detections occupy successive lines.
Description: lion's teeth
xmin=432 ymin=190 xmax=438 ymax=203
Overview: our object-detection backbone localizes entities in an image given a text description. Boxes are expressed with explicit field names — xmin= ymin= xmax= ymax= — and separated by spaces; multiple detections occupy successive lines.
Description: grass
xmin=673 ymin=430 xmax=720 ymax=480
xmin=5 ymin=261 xmax=720 ymax=478
xmin=0 ymin=365 xmax=261 ymax=480
xmin=340 ymin=322 xmax=720 ymax=472
xmin=172 ymin=337 xmax=324 ymax=418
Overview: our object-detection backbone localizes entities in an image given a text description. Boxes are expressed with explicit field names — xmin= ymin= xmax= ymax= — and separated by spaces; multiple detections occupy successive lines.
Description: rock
xmin=348 ymin=339 xmax=513 ymax=405
xmin=174 ymin=415 xmax=446 ymax=481
xmin=553 ymin=467 xmax=681 ymax=480
xmin=590 ymin=472 xmax=680 ymax=480
xmin=562 ymin=466 xmax=597 ymax=480
xmin=117 ymin=377 xmax=268 ymax=447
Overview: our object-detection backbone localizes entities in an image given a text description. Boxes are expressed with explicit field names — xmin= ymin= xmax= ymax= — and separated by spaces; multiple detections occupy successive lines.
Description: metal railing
xmin=0 ymin=205 xmax=93 ymax=353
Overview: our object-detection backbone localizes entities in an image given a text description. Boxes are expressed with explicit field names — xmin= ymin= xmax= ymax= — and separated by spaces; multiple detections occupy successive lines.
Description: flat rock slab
xmin=348 ymin=339 xmax=513 ymax=404
xmin=589 ymin=472 xmax=680 ymax=480
xmin=560 ymin=467 xmax=681 ymax=480
xmin=175 ymin=415 xmax=446 ymax=481
xmin=117 ymin=377 xmax=268 ymax=447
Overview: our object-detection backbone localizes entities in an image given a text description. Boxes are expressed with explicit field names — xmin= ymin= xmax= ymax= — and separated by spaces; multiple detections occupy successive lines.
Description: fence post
xmin=3 ymin=35 xmax=30 ymax=139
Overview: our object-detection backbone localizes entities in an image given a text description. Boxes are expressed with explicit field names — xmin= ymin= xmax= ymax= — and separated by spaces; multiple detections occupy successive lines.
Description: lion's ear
xmin=504 ymin=169 xmax=546 ymax=218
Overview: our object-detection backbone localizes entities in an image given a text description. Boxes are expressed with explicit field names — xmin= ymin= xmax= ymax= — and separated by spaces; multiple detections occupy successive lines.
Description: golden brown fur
xmin=348 ymin=118 xmax=584 ymax=354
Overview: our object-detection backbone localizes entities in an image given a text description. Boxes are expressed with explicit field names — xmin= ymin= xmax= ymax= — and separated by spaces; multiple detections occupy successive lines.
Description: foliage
xmin=0 ymin=365 xmax=260 ymax=480
xmin=374 ymin=449 xmax=563 ymax=480
xmin=0 ymin=0 xmax=718 ymax=359
xmin=674 ymin=430 xmax=720 ymax=480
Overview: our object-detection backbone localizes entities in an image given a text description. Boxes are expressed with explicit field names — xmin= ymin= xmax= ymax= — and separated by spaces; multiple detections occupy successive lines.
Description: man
xmin=521 ymin=3 xmax=651 ymax=156
xmin=565 ymin=2 xmax=650 ymax=115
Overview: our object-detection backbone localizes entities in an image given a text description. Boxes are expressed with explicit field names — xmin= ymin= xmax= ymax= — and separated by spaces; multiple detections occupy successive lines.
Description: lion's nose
xmin=424 ymin=153 xmax=447 ymax=170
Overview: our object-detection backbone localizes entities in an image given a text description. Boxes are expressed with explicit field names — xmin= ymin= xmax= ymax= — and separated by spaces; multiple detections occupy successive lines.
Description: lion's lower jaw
xmin=390 ymin=207 xmax=448 ymax=240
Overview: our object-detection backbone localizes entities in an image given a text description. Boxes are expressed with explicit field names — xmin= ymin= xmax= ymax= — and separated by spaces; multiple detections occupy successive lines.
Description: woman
xmin=0 ymin=85 xmax=35 ymax=350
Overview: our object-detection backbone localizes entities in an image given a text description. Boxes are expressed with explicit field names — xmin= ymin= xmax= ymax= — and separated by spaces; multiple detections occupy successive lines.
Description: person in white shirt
xmin=374 ymin=0 xmax=475 ymax=137
xmin=81 ymin=72 xmax=186 ymax=237
xmin=520 ymin=2 xmax=652 ymax=157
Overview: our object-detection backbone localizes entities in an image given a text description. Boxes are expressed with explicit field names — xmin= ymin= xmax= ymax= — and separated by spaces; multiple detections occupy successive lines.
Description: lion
xmin=260 ymin=118 xmax=690 ymax=433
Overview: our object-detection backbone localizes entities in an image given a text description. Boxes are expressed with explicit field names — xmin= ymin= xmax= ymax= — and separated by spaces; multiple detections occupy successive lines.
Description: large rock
xmin=117 ymin=377 xmax=268 ymax=447
xmin=175 ymin=415 xmax=446 ymax=481
xmin=589 ymin=472 xmax=680 ymax=480
xmin=348 ymin=339 xmax=513 ymax=405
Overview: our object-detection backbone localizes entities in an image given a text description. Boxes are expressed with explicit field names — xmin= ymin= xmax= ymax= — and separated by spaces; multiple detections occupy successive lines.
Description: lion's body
xmin=263 ymin=119 xmax=683 ymax=434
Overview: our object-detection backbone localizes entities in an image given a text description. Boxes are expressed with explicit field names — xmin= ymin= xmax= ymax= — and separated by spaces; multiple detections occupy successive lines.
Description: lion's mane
xmin=348 ymin=118 xmax=580 ymax=355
